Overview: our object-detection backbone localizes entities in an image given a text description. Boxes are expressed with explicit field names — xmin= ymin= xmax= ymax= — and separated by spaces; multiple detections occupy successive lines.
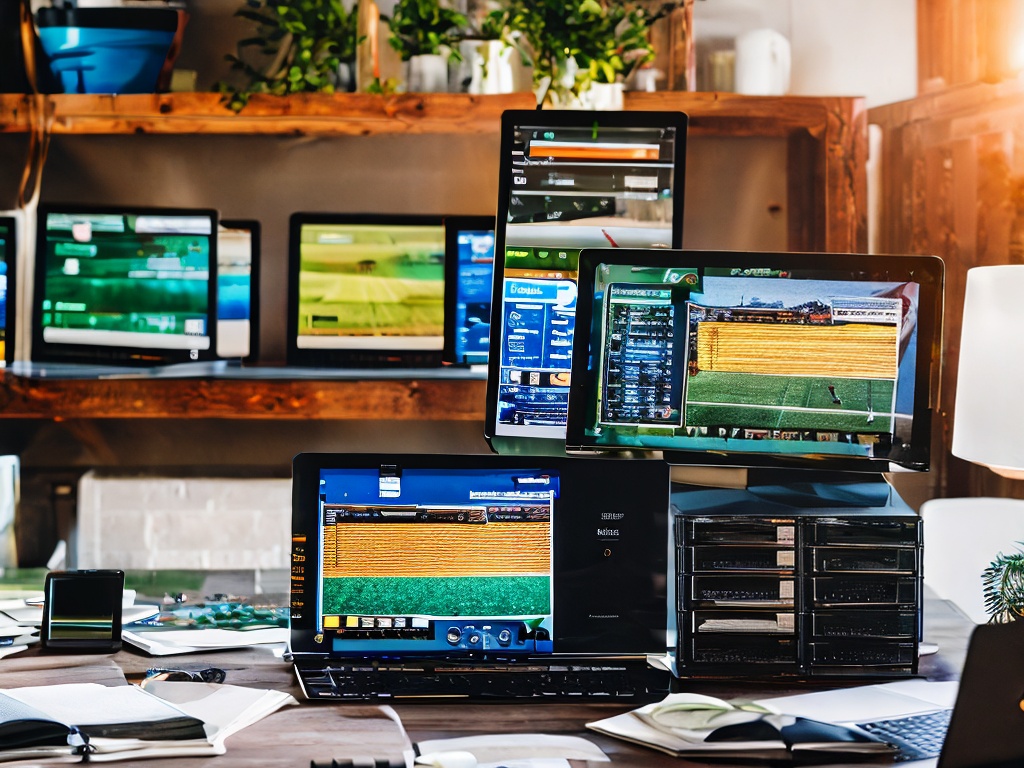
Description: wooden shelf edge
xmin=0 ymin=91 xmax=867 ymax=138
xmin=0 ymin=373 xmax=487 ymax=421
xmin=0 ymin=92 xmax=535 ymax=136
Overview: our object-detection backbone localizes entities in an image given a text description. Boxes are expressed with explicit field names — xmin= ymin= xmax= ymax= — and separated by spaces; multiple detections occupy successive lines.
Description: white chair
xmin=920 ymin=497 xmax=1024 ymax=623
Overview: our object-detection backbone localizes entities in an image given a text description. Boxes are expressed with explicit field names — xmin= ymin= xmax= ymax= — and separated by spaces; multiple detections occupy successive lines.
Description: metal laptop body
xmin=289 ymin=452 xmax=672 ymax=702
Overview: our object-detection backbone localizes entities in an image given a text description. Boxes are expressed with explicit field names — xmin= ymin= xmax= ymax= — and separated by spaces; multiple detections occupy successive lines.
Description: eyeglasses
xmin=141 ymin=666 xmax=226 ymax=687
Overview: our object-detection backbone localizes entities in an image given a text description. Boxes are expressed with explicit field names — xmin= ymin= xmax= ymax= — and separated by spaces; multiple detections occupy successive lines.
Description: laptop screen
xmin=291 ymin=453 xmax=670 ymax=660
xmin=286 ymin=213 xmax=446 ymax=367
xmin=33 ymin=205 xmax=218 ymax=366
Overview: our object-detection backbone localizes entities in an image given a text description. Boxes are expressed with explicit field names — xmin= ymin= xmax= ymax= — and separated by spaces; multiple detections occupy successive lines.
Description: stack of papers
xmin=121 ymin=627 xmax=289 ymax=656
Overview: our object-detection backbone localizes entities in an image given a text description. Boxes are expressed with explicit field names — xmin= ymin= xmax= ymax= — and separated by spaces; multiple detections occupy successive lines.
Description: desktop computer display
xmin=217 ymin=219 xmax=259 ymax=362
xmin=443 ymin=215 xmax=495 ymax=365
xmin=485 ymin=110 xmax=687 ymax=453
xmin=287 ymin=214 xmax=446 ymax=368
xmin=32 ymin=205 xmax=218 ymax=366
xmin=0 ymin=217 xmax=14 ymax=366
xmin=567 ymin=249 xmax=944 ymax=473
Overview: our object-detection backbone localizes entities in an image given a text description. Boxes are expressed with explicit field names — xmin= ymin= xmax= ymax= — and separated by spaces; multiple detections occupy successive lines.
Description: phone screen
xmin=42 ymin=570 xmax=124 ymax=651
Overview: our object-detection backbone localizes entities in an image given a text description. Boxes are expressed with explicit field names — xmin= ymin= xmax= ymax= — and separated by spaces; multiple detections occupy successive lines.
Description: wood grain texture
xmin=871 ymin=79 xmax=1024 ymax=501
xmin=0 ymin=372 xmax=486 ymax=420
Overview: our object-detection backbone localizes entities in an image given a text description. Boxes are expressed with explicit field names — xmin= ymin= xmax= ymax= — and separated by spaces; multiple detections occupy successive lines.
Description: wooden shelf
xmin=0 ymin=371 xmax=486 ymax=420
xmin=0 ymin=92 xmax=535 ymax=136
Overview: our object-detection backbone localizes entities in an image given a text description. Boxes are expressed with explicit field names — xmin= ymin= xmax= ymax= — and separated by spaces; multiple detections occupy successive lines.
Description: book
xmin=586 ymin=693 xmax=899 ymax=761
xmin=0 ymin=681 xmax=294 ymax=762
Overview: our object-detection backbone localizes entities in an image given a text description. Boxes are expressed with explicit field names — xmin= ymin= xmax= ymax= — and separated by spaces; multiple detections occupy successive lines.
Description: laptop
xmin=289 ymin=452 xmax=672 ymax=702
xmin=758 ymin=619 xmax=1024 ymax=767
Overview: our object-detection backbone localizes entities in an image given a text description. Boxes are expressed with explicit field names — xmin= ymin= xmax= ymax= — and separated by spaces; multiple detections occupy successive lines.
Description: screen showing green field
xmin=317 ymin=466 xmax=555 ymax=655
xmin=39 ymin=211 xmax=212 ymax=351
xmin=295 ymin=223 xmax=445 ymax=351
xmin=581 ymin=264 xmax=923 ymax=462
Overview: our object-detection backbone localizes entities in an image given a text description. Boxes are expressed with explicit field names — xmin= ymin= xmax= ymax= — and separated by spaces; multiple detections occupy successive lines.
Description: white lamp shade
xmin=952 ymin=265 xmax=1024 ymax=479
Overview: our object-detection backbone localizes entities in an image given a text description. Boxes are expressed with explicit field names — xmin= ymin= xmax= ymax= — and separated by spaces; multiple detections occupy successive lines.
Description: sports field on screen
xmin=684 ymin=372 xmax=895 ymax=432
xmin=322 ymin=575 xmax=551 ymax=617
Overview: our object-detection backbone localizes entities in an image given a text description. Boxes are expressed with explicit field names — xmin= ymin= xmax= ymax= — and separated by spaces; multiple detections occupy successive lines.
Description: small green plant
xmin=485 ymin=0 xmax=682 ymax=103
xmin=216 ymin=0 xmax=362 ymax=112
xmin=982 ymin=545 xmax=1024 ymax=622
xmin=386 ymin=0 xmax=468 ymax=62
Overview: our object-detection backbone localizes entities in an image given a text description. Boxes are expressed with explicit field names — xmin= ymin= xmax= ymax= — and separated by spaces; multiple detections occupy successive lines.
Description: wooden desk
xmin=4 ymin=596 xmax=972 ymax=767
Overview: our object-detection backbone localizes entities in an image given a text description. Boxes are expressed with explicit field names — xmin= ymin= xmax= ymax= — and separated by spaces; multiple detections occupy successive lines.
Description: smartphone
xmin=41 ymin=569 xmax=124 ymax=652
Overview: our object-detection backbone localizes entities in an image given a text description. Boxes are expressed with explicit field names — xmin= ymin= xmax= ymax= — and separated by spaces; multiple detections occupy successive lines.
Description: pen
xmin=310 ymin=759 xmax=405 ymax=768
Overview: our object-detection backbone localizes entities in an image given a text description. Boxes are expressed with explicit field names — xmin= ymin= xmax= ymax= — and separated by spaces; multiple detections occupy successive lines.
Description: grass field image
xmin=296 ymin=224 xmax=443 ymax=340
xmin=322 ymin=514 xmax=551 ymax=617
xmin=686 ymin=320 xmax=899 ymax=433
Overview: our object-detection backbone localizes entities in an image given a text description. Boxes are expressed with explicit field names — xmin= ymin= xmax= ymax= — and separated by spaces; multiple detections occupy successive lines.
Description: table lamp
xmin=922 ymin=264 xmax=1024 ymax=623
xmin=951 ymin=264 xmax=1024 ymax=478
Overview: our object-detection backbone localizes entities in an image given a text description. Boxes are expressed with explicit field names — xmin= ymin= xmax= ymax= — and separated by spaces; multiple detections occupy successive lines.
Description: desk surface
xmin=3 ymin=596 xmax=973 ymax=768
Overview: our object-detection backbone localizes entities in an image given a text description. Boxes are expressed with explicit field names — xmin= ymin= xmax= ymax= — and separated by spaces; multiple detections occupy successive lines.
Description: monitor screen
xmin=290 ymin=453 xmax=670 ymax=659
xmin=443 ymin=215 xmax=495 ymax=365
xmin=0 ymin=216 xmax=14 ymax=366
xmin=567 ymin=249 xmax=944 ymax=472
xmin=217 ymin=219 xmax=259 ymax=362
xmin=287 ymin=214 xmax=446 ymax=368
xmin=33 ymin=206 xmax=217 ymax=366
xmin=485 ymin=110 xmax=687 ymax=452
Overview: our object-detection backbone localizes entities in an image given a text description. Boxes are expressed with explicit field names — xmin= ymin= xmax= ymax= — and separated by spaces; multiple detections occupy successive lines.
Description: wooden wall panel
xmin=871 ymin=80 xmax=1024 ymax=500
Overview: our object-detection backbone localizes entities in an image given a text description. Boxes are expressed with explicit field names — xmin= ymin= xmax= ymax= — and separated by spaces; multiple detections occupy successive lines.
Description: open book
xmin=587 ymin=693 xmax=898 ymax=761
xmin=0 ymin=681 xmax=294 ymax=762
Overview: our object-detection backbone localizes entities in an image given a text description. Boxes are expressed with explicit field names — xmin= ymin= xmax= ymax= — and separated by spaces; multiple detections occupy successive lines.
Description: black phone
xmin=41 ymin=569 xmax=124 ymax=652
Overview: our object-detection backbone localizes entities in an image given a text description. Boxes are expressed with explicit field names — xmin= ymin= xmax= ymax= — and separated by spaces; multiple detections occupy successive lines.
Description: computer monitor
xmin=217 ymin=219 xmax=259 ymax=362
xmin=485 ymin=110 xmax=687 ymax=454
xmin=0 ymin=216 xmax=15 ymax=367
xmin=287 ymin=213 xmax=446 ymax=368
xmin=442 ymin=215 xmax=495 ymax=365
xmin=290 ymin=452 xmax=670 ymax=659
xmin=567 ymin=249 xmax=944 ymax=473
xmin=33 ymin=205 xmax=218 ymax=366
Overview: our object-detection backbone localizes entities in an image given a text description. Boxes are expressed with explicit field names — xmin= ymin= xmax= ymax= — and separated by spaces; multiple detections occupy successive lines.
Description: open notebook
xmin=289 ymin=453 xmax=672 ymax=702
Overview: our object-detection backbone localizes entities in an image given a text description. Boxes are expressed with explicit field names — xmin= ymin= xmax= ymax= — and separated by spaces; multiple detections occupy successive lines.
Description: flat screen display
xmin=0 ymin=216 xmax=14 ymax=366
xmin=485 ymin=110 xmax=687 ymax=453
xmin=33 ymin=205 xmax=217 ymax=366
xmin=217 ymin=219 xmax=259 ymax=361
xmin=287 ymin=214 xmax=446 ymax=367
xmin=443 ymin=215 xmax=495 ymax=365
xmin=567 ymin=249 xmax=944 ymax=472
xmin=290 ymin=453 xmax=670 ymax=659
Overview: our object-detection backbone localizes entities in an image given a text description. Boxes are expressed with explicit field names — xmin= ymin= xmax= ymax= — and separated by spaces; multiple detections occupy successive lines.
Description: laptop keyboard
xmin=296 ymin=661 xmax=661 ymax=701
xmin=856 ymin=709 xmax=952 ymax=762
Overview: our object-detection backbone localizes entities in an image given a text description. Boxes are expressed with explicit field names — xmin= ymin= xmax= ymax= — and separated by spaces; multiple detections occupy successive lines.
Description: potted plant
xmin=486 ymin=0 xmax=678 ymax=107
xmin=386 ymin=0 xmax=467 ymax=92
xmin=216 ymin=0 xmax=362 ymax=112
xmin=983 ymin=545 xmax=1024 ymax=622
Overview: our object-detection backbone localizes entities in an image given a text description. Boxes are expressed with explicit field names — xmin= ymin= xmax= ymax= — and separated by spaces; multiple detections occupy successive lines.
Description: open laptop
xmin=759 ymin=619 xmax=1024 ymax=767
xmin=289 ymin=452 xmax=672 ymax=702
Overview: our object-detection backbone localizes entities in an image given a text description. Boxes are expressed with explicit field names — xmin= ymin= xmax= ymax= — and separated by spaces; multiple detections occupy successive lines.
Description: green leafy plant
xmin=386 ymin=0 xmax=468 ymax=62
xmin=485 ymin=0 xmax=682 ymax=103
xmin=982 ymin=545 xmax=1024 ymax=622
xmin=216 ymin=0 xmax=362 ymax=112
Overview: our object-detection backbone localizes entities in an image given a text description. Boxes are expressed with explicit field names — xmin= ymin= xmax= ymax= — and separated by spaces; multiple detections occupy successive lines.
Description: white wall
xmin=694 ymin=0 xmax=917 ymax=108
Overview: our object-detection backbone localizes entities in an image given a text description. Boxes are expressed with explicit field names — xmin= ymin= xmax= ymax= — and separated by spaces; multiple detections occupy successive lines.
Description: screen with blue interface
xmin=217 ymin=221 xmax=256 ymax=360
xmin=0 ymin=218 xmax=12 ymax=366
xmin=311 ymin=466 xmax=555 ymax=656
xmin=450 ymin=224 xmax=494 ymax=364
xmin=486 ymin=111 xmax=686 ymax=448
xmin=568 ymin=250 xmax=943 ymax=471
xmin=34 ymin=207 xmax=216 ymax=364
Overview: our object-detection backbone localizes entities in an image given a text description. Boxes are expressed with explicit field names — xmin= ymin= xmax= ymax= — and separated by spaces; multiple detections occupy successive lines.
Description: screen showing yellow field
xmin=295 ymin=222 xmax=445 ymax=350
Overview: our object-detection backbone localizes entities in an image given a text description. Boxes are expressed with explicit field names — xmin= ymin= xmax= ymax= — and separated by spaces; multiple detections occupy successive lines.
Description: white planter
xmin=580 ymin=81 xmax=624 ymax=110
xmin=406 ymin=53 xmax=449 ymax=93
xmin=467 ymin=40 xmax=514 ymax=94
